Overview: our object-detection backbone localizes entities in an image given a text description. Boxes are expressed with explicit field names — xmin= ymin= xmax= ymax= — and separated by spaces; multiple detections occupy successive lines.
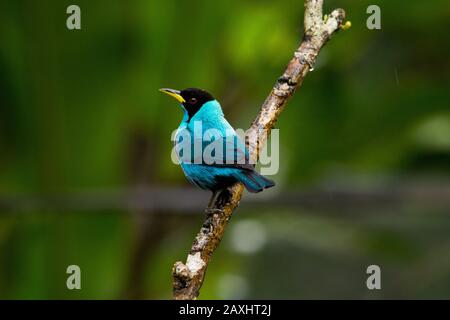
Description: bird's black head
xmin=159 ymin=87 xmax=215 ymax=121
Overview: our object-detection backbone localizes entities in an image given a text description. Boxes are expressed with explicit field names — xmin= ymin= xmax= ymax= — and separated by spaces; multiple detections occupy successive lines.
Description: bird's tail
xmin=236 ymin=170 xmax=275 ymax=193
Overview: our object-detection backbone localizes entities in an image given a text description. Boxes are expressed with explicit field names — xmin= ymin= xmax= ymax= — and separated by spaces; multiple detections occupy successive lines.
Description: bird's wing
xmin=176 ymin=134 xmax=254 ymax=171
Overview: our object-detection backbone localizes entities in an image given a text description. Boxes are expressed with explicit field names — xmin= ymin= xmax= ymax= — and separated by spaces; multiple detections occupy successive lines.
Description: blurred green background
xmin=0 ymin=0 xmax=449 ymax=299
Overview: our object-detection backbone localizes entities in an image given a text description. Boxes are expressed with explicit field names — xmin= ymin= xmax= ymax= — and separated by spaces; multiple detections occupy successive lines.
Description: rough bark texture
xmin=172 ymin=0 xmax=348 ymax=300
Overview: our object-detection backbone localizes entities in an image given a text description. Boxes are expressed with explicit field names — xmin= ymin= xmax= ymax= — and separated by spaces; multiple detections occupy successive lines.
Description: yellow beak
xmin=159 ymin=88 xmax=185 ymax=103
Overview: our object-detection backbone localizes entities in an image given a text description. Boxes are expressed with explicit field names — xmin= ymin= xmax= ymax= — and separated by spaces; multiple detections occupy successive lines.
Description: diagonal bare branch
xmin=172 ymin=0 xmax=349 ymax=300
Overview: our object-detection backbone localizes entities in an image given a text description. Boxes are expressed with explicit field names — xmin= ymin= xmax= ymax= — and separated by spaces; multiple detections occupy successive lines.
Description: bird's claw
xmin=205 ymin=208 xmax=223 ymax=216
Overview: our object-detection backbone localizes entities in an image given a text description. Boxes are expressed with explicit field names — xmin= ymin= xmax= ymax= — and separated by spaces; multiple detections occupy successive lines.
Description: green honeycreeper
xmin=160 ymin=88 xmax=275 ymax=200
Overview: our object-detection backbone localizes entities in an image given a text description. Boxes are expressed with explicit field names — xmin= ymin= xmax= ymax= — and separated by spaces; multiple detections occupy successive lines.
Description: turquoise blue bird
xmin=159 ymin=88 xmax=275 ymax=200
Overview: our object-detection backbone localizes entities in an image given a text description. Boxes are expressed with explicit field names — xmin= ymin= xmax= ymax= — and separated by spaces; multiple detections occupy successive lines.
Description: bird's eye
xmin=189 ymin=98 xmax=197 ymax=104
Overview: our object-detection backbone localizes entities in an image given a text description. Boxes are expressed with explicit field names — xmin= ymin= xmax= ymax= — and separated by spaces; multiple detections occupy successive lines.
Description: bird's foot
xmin=205 ymin=208 xmax=223 ymax=216
xmin=216 ymin=188 xmax=232 ymax=206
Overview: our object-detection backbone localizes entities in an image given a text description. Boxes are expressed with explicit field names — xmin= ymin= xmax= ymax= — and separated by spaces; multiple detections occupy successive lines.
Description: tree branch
xmin=172 ymin=0 xmax=348 ymax=300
